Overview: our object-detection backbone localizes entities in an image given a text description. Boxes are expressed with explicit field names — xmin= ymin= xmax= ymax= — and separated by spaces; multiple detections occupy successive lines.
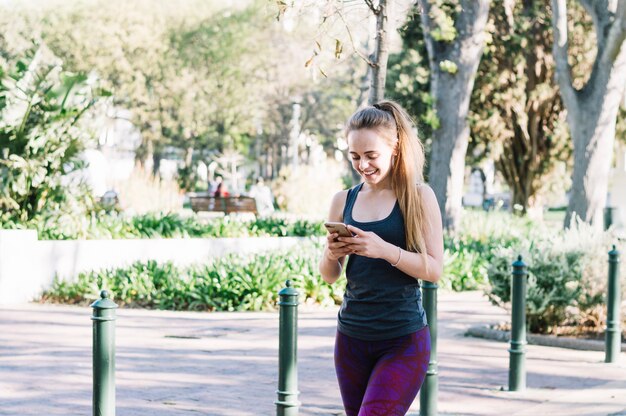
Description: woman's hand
xmin=338 ymin=225 xmax=391 ymax=260
xmin=325 ymin=232 xmax=353 ymax=261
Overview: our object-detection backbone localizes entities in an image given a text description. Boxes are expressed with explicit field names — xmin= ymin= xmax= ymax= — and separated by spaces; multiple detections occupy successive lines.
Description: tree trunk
xmin=367 ymin=0 xmax=391 ymax=105
xmin=152 ymin=152 xmax=162 ymax=177
xmin=184 ymin=146 xmax=194 ymax=168
xmin=564 ymin=95 xmax=620 ymax=226
xmin=419 ymin=0 xmax=491 ymax=231
xmin=551 ymin=0 xmax=626 ymax=228
xmin=428 ymin=70 xmax=473 ymax=228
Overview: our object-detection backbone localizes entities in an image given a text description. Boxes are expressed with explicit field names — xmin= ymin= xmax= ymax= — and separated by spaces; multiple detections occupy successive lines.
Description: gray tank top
xmin=337 ymin=183 xmax=428 ymax=341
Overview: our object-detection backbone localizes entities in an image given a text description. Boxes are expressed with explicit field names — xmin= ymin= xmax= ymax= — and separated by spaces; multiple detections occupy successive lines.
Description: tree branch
xmin=581 ymin=0 xmax=626 ymax=96
xmin=336 ymin=8 xmax=375 ymax=67
xmin=550 ymin=0 xmax=578 ymax=109
xmin=601 ymin=0 xmax=626 ymax=64
xmin=364 ymin=0 xmax=378 ymax=14
xmin=579 ymin=0 xmax=609 ymax=42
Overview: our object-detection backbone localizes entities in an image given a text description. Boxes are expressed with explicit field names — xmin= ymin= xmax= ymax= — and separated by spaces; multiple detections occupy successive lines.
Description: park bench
xmin=188 ymin=193 xmax=258 ymax=215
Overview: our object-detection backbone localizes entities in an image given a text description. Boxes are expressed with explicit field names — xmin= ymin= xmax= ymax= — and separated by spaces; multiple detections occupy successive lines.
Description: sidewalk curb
xmin=466 ymin=325 xmax=626 ymax=352
xmin=511 ymin=378 xmax=626 ymax=416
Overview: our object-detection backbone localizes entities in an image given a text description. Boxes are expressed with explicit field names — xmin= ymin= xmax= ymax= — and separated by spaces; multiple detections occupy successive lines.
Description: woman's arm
xmin=341 ymin=185 xmax=444 ymax=283
xmin=319 ymin=190 xmax=351 ymax=284
xmin=388 ymin=184 xmax=443 ymax=282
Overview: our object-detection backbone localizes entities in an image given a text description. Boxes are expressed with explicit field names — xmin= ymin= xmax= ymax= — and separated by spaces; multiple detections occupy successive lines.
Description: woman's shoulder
xmin=328 ymin=188 xmax=354 ymax=221
xmin=333 ymin=183 xmax=362 ymax=200
xmin=331 ymin=188 xmax=350 ymax=206
xmin=416 ymin=183 xmax=440 ymax=210
xmin=333 ymin=189 xmax=350 ymax=200
xmin=416 ymin=182 xmax=435 ymax=195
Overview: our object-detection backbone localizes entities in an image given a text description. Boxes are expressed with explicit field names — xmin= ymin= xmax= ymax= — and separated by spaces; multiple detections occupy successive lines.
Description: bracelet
xmin=390 ymin=247 xmax=402 ymax=267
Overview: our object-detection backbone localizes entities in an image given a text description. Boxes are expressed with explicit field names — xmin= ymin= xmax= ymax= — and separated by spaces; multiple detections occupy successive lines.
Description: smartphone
xmin=324 ymin=222 xmax=353 ymax=238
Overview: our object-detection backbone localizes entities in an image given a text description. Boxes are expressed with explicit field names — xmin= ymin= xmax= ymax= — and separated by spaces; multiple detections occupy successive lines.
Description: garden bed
xmin=466 ymin=323 xmax=626 ymax=352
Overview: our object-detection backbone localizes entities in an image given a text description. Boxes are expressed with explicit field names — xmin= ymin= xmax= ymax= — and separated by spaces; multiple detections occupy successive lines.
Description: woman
xmin=319 ymin=100 xmax=444 ymax=415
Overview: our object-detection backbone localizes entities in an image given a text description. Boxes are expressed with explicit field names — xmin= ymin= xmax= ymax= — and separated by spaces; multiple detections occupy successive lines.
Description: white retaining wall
xmin=0 ymin=230 xmax=311 ymax=305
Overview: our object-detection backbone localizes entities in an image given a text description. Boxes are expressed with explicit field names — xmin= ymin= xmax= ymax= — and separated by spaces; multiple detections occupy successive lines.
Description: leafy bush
xmin=486 ymin=220 xmax=625 ymax=333
xmin=40 ymin=243 xmax=344 ymax=311
xmin=0 ymin=211 xmax=327 ymax=240
xmin=0 ymin=44 xmax=105 ymax=223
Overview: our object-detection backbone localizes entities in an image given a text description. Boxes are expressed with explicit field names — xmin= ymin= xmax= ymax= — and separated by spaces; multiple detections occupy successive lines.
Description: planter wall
xmin=0 ymin=229 xmax=310 ymax=305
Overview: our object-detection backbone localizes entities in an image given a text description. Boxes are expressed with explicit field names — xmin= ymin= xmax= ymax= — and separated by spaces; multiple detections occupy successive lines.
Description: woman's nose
xmin=359 ymin=159 xmax=369 ymax=170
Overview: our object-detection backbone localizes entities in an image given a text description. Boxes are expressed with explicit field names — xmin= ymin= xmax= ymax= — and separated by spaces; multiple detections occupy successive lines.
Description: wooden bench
xmin=188 ymin=194 xmax=258 ymax=215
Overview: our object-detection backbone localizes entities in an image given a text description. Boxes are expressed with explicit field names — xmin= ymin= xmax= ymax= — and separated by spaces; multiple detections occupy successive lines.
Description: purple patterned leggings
xmin=334 ymin=327 xmax=431 ymax=416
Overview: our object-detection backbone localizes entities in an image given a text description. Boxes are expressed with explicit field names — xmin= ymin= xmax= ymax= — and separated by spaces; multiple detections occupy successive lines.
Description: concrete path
xmin=1 ymin=291 xmax=625 ymax=415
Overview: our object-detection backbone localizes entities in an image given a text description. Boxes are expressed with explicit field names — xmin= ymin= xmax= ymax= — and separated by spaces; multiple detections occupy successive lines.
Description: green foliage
xmin=1 ymin=0 xmax=356 ymax=185
xmin=470 ymin=0 xmax=571 ymax=212
xmin=429 ymin=1 xmax=459 ymax=42
xmin=440 ymin=210 xmax=534 ymax=291
xmin=0 ymin=211 xmax=327 ymax=240
xmin=386 ymin=10 xmax=434 ymax=139
xmin=486 ymin=220 xmax=624 ymax=333
xmin=438 ymin=59 xmax=457 ymax=74
xmin=41 ymin=243 xmax=344 ymax=311
xmin=0 ymin=44 xmax=102 ymax=223
xmin=388 ymin=0 xmax=576 ymax=211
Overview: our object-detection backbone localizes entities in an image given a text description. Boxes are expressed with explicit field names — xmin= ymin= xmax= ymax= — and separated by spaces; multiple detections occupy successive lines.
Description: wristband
xmin=390 ymin=247 xmax=402 ymax=267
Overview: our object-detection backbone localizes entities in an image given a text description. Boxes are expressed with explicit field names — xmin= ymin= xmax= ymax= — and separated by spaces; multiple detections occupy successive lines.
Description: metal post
xmin=276 ymin=280 xmax=300 ymax=416
xmin=91 ymin=290 xmax=118 ymax=416
xmin=509 ymin=255 xmax=527 ymax=391
xmin=420 ymin=281 xmax=438 ymax=416
xmin=604 ymin=207 xmax=615 ymax=231
xmin=606 ymin=245 xmax=621 ymax=363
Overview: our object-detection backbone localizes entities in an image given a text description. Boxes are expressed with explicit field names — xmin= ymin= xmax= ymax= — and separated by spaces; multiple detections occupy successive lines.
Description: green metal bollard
xmin=606 ymin=245 xmax=621 ymax=363
xmin=420 ymin=281 xmax=438 ymax=416
xmin=275 ymin=280 xmax=300 ymax=416
xmin=91 ymin=290 xmax=118 ymax=416
xmin=604 ymin=207 xmax=615 ymax=231
xmin=509 ymin=255 xmax=527 ymax=391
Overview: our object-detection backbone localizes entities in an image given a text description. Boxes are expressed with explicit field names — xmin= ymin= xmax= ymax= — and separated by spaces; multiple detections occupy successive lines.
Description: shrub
xmin=0 ymin=44 xmax=104 ymax=223
xmin=40 ymin=242 xmax=344 ymax=311
xmin=440 ymin=210 xmax=534 ymax=291
xmin=1 ymin=211 xmax=328 ymax=240
xmin=486 ymin=220 xmax=625 ymax=333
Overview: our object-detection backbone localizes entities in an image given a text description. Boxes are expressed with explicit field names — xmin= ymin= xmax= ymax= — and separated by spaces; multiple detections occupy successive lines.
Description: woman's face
xmin=347 ymin=128 xmax=396 ymax=185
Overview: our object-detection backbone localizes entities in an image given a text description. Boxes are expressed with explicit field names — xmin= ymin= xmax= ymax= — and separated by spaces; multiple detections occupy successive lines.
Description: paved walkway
xmin=1 ymin=291 xmax=625 ymax=416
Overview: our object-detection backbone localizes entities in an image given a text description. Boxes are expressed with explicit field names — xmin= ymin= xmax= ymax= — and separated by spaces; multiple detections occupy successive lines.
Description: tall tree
xmin=417 ymin=0 xmax=491 ymax=230
xmin=472 ymin=0 xmax=570 ymax=214
xmin=551 ymin=0 xmax=626 ymax=227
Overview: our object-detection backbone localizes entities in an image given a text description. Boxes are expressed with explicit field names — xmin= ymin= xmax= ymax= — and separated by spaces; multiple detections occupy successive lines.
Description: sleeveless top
xmin=337 ymin=183 xmax=428 ymax=341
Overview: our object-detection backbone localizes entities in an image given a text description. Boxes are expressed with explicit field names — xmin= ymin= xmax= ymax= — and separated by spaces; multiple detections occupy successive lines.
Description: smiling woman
xmin=318 ymin=100 xmax=444 ymax=416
